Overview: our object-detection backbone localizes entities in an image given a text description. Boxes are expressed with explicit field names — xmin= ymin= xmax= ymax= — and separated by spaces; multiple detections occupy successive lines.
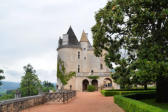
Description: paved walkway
xmin=22 ymin=92 xmax=124 ymax=112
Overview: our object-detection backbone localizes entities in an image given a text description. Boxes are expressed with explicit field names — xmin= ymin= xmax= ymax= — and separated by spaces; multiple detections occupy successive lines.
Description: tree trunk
xmin=144 ymin=84 xmax=147 ymax=90
xmin=156 ymin=76 xmax=168 ymax=103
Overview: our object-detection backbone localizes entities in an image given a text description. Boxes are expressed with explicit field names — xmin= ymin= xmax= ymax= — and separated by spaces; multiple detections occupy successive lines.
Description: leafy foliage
xmin=87 ymin=85 xmax=96 ymax=92
xmin=0 ymin=90 xmax=15 ymax=101
xmin=20 ymin=64 xmax=41 ymax=97
xmin=0 ymin=69 xmax=5 ymax=86
xmin=57 ymin=58 xmax=76 ymax=86
xmin=42 ymin=81 xmax=55 ymax=92
xmin=0 ymin=93 xmax=14 ymax=101
xmin=111 ymin=59 xmax=132 ymax=89
xmin=130 ymin=59 xmax=156 ymax=89
xmin=88 ymin=76 xmax=99 ymax=80
xmin=92 ymin=0 xmax=168 ymax=102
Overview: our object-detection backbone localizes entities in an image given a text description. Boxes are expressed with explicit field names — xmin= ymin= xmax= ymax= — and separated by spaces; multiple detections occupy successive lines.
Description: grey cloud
xmin=0 ymin=0 xmax=107 ymax=82
xmin=3 ymin=69 xmax=23 ymax=82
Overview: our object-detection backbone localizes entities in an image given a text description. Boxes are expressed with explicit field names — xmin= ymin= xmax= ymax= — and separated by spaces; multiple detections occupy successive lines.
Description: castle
xmin=57 ymin=26 xmax=120 ymax=91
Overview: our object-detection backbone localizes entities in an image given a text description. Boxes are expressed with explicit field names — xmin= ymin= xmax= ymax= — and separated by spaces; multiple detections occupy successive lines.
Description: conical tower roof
xmin=67 ymin=26 xmax=79 ymax=45
xmin=80 ymin=30 xmax=89 ymax=42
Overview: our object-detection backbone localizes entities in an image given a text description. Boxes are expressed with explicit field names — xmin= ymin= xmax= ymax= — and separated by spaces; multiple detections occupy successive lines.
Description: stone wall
xmin=0 ymin=90 xmax=76 ymax=112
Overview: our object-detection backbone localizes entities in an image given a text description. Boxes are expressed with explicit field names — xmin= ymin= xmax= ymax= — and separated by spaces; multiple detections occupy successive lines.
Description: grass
xmin=140 ymin=99 xmax=168 ymax=112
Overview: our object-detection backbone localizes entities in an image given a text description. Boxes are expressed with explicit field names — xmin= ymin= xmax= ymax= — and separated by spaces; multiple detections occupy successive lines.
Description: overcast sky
xmin=0 ymin=0 xmax=107 ymax=83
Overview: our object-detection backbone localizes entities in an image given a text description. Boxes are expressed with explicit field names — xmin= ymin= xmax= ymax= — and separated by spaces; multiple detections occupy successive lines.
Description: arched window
xmin=78 ymin=65 xmax=80 ymax=73
xmin=78 ymin=52 xmax=80 ymax=59
xmin=100 ymin=64 xmax=103 ymax=69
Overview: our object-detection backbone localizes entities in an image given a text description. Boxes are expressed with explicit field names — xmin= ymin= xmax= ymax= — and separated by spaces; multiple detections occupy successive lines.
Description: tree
xmin=92 ymin=0 xmax=168 ymax=102
xmin=0 ymin=69 xmax=5 ymax=86
xmin=20 ymin=64 xmax=41 ymax=97
xmin=57 ymin=58 xmax=76 ymax=86
xmin=42 ymin=81 xmax=55 ymax=92
xmin=130 ymin=59 xmax=155 ymax=90
xmin=112 ymin=59 xmax=132 ymax=89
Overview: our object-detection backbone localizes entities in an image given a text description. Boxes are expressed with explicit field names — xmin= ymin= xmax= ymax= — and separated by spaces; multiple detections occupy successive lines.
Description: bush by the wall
xmin=87 ymin=85 xmax=96 ymax=92
xmin=101 ymin=89 xmax=156 ymax=96
xmin=114 ymin=95 xmax=164 ymax=112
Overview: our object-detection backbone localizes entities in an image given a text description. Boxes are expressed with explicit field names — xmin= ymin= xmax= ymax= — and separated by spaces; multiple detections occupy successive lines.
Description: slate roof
xmin=67 ymin=26 xmax=79 ymax=45
xmin=57 ymin=26 xmax=81 ymax=50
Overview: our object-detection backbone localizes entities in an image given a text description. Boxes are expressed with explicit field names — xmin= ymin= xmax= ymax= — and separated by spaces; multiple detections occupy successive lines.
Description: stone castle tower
xmin=57 ymin=26 xmax=119 ymax=91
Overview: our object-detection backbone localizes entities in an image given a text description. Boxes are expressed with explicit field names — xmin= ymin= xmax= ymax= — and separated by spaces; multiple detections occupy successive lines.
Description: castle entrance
xmin=92 ymin=80 xmax=98 ymax=91
xmin=104 ymin=78 xmax=112 ymax=88
xmin=82 ymin=79 xmax=89 ymax=91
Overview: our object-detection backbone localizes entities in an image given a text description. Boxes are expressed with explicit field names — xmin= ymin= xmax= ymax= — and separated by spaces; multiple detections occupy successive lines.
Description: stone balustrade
xmin=76 ymin=72 xmax=111 ymax=77
xmin=0 ymin=90 xmax=76 ymax=112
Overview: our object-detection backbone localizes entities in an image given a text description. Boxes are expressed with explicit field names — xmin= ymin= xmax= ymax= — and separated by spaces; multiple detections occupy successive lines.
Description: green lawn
xmin=140 ymin=99 xmax=168 ymax=112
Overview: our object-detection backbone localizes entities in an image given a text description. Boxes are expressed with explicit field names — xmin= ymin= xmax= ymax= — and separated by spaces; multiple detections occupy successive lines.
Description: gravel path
xmin=22 ymin=92 xmax=124 ymax=112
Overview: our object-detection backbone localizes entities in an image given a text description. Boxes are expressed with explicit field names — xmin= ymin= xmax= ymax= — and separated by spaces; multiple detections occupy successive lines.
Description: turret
xmin=80 ymin=30 xmax=91 ymax=50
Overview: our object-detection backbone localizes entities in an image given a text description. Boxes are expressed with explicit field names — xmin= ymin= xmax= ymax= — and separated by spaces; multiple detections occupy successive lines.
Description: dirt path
xmin=22 ymin=92 xmax=124 ymax=112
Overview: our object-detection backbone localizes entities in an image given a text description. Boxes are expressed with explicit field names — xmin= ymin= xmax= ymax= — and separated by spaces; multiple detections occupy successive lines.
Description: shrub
xmin=114 ymin=95 xmax=164 ymax=112
xmin=0 ymin=94 xmax=14 ymax=101
xmin=101 ymin=89 xmax=156 ymax=96
xmin=87 ymin=85 xmax=96 ymax=92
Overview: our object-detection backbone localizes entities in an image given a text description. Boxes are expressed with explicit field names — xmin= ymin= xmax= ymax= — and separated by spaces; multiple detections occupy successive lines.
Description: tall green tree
xmin=130 ymin=59 xmax=156 ymax=90
xmin=20 ymin=64 xmax=41 ymax=97
xmin=0 ymin=69 xmax=5 ymax=86
xmin=112 ymin=59 xmax=132 ymax=89
xmin=92 ymin=0 xmax=168 ymax=102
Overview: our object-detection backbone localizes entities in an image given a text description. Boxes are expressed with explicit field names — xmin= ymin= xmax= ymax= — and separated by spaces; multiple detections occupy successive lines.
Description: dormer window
xmin=62 ymin=34 xmax=68 ymax=45
xmin=84 ymin=48 xmax=86 ymax=50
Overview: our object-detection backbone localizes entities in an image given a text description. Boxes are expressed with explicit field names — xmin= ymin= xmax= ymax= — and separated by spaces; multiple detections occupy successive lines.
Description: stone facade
xmin=57 ymin=27 xmax=120 ymax=91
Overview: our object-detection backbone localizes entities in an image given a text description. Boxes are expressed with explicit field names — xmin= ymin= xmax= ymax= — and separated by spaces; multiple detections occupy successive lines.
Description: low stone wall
xmin=0 ymin=90 xmax=76 ymax=112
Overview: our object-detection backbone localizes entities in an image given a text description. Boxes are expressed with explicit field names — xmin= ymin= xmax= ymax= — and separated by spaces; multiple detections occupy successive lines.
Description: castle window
xmin=84 ymin=48 xmax=86 ymax=50
xmin=100 ymin=64 xmax=103 ymax=69
xmin=91 ymin=70 xmax=94 ymax=74
xmin=84 ymin=57 xmax=86 ymax=60
xmin=78 ymin=65 xmax=80 ymax=73
xmin=78 ymin=52 xmax=80 ymax=59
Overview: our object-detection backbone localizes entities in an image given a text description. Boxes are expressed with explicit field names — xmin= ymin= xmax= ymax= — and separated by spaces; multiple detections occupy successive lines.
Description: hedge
xmin=114 ymin=95 xmax=164 ymax=112
xmin=101 ymin=89 xmax=156 ymax=96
